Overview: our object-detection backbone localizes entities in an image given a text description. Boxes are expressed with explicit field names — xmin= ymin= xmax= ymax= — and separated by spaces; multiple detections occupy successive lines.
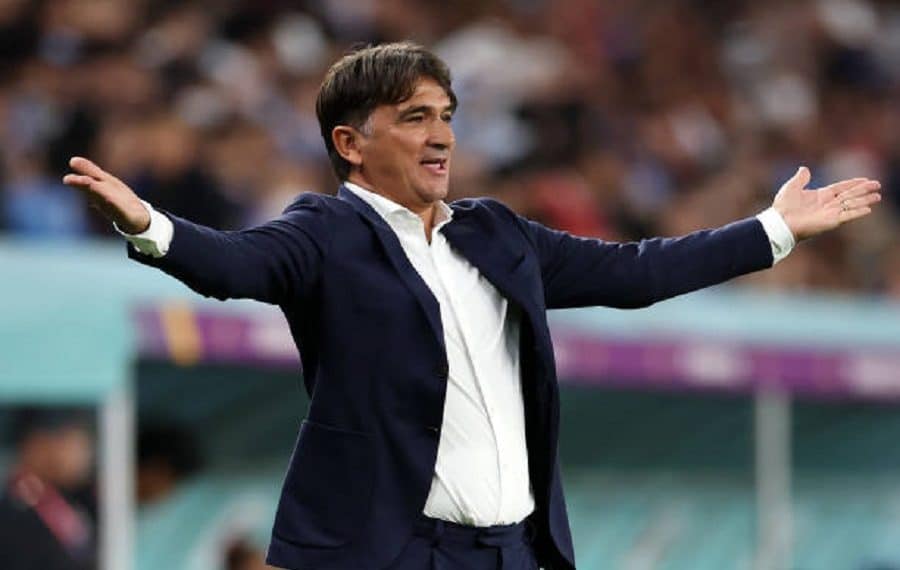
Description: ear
xmin=332 ymin=126 xmax=363 ymax=169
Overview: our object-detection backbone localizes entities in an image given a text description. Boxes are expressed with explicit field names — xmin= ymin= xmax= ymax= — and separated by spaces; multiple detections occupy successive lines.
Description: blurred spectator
xmin=0 ymin=0 xmax=896 ymax=294
xmin=2 ymin=152 xmax=88 ymax=236
xmin=224 ymin=536 xmax=272 ymax=570
xmin=136 ymin=421 xmax=202 ymax=505
xmin=0 ymin=406 xmax=95 ymax=570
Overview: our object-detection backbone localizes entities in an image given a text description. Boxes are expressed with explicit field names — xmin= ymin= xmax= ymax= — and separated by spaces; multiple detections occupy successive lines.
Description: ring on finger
xmin=841 ymin=199 xmax=850 ymax=211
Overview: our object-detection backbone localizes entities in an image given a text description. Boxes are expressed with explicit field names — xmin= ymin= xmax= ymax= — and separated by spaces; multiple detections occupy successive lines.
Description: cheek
xmin=386 ymin=153 xmax=421 ymax=180
xmin=363 ymin=130 xmax=428 ymax=179
xmin=57 ymin=432 xmax=93 ymax=480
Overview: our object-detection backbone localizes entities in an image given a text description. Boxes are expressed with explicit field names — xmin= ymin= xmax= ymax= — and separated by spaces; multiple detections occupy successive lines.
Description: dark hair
xmin=10 ymin=406 xmax=91 ymax=448
xmin=316 ymin=42 xmax=457 ymax=181
xmin=137 ymin=422 xmax=203 ymax=477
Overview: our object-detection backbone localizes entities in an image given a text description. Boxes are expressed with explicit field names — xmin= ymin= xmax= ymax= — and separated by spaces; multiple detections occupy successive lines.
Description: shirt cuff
xmin=755 ymin=207 xmax=795 ymax=266
xmin=114 ymin=200 xmax=174 ymax=258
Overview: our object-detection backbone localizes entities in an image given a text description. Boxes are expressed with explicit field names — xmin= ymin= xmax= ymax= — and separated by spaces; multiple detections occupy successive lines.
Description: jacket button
xmin=426 ymin=426 xmax=440 ymax=436
xmin=437 ymin=362 xmax=449 ymax=379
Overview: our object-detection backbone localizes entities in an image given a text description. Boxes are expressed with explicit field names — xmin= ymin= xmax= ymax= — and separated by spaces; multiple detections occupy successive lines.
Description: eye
xmin=441 ymin=113 xmax=453 ymax=123
xmin=406 ymin=114 xmax=424 ymax=123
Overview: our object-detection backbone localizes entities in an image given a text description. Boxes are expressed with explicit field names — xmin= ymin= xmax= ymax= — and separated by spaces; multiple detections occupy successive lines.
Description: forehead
xmin=395 ymin=77 xmax=453 ymax=109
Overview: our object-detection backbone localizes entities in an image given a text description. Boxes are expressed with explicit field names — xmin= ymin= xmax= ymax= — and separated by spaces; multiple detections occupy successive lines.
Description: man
xmin=0 ymin=408 xmax=96 ymax=570
xmin=63 ymin=42 xmax=881 ymax=569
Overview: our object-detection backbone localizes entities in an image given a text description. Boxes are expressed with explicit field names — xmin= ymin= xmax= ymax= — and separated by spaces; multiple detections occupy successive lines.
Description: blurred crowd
xmin=1 ymin=0 xmax=899 ymax=295
xmin=0 ymin=408 xmax=95 ymax=570
xmin=0 ymin=408 xmax=235 ymax=570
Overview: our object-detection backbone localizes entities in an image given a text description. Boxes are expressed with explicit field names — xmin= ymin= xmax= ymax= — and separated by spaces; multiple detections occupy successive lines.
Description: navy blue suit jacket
xmin=131 ymin=185 xmax=773 ymax=569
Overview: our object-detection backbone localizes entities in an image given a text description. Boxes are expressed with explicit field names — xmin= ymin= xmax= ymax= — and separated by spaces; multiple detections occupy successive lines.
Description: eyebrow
xmin=397 ymin=104 xmax=455 ymax=118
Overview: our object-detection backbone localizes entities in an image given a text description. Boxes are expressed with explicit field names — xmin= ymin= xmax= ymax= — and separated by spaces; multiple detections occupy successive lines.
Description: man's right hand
xmin=63 ymin=156 xmax=151 ymax=234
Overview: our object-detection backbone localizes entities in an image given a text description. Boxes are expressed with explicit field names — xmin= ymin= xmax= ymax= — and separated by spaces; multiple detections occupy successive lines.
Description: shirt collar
xmin=343 ymin=181 xmax=453 ymax=230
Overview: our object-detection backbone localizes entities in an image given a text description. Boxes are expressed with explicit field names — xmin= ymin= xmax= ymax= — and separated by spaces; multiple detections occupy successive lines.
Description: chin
xmin=417 ymin=184 xmax=449 ymax=204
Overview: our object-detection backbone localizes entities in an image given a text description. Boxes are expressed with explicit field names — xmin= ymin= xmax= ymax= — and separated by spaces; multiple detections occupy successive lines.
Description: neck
xmin=345 ymin=175 xmax=439 ymax=240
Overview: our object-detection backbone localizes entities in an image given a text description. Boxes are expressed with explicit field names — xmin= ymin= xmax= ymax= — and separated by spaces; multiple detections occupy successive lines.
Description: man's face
xmin=354 ymin=77 xmax=455 ymax=210
xmin=52 ymin=426 xmax=93 ymax=488
xmin=26 ymin=426 xmax=94 ymax=488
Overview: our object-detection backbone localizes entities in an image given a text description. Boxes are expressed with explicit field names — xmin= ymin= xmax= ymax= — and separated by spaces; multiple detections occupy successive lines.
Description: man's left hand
xmin=773 ymin=166 xmax=881 ymax=241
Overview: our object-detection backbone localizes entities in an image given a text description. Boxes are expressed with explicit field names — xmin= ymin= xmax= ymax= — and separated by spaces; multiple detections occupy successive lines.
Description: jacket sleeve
xmin=128 ymin=194 xmax=330 ymax=305
xmin=517 ymin=215 xmax=774 ymax=310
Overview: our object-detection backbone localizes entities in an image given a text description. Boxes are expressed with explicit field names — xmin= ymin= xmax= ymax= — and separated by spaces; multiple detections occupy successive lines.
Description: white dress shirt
xmin=121 ymin=187 xmax=796 ymax=527
xmin=342 ymin=183 xmax=535 ymax=526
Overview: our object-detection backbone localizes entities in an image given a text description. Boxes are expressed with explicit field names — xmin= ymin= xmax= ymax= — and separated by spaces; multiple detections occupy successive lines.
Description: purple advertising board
xmin=133 ymin=304 xmax=900 ymax=401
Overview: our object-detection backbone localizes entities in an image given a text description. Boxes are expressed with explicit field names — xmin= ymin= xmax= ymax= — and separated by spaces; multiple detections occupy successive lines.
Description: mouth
xmin=420 ymin=157 xmax=448 ymax=176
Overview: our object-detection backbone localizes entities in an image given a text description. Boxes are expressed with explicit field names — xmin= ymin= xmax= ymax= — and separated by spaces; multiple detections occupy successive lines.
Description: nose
xmin=427 ymin=120 xmax=455 ymax=152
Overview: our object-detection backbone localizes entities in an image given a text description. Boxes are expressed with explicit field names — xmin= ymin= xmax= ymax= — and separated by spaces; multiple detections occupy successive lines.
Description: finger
xmin=820 ymin=177 xmax=869 ymax=197
xmin=839 ymin=193 xmax=881 ymax=211
xmin=62 ymin=174 xmax=96 ymax=188
xmin=68 ymin=156 xmax=109 ymax=180
xmin=836 ymin=180 xmax=881 ymax=201
xmin=838 ymin=206 xmax=872 ymax=223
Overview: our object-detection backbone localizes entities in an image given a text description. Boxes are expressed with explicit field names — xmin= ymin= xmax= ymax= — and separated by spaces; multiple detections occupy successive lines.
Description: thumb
xmin=789 ymin=166 xmax=811 ymax=190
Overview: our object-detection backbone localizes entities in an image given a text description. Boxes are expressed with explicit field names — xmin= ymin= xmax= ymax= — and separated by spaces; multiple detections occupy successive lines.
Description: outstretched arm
xmin=63 ymin=157 xmax=329 ymax=305
xmin=519 ymin=168 xmax=881 ymax=310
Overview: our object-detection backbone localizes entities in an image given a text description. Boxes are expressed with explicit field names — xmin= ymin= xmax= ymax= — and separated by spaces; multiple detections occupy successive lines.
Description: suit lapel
xmin=441 ymin=205 xmax=531 ymax=314
xmin=338 ymin=186 xmax=535 ymax=351
xmin=338 ymin=186 xmax=445 ymax=350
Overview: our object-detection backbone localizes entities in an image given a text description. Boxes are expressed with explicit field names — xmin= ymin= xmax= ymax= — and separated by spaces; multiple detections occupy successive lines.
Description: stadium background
xmin=1 ymin=0 xmax=899 ymax=568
